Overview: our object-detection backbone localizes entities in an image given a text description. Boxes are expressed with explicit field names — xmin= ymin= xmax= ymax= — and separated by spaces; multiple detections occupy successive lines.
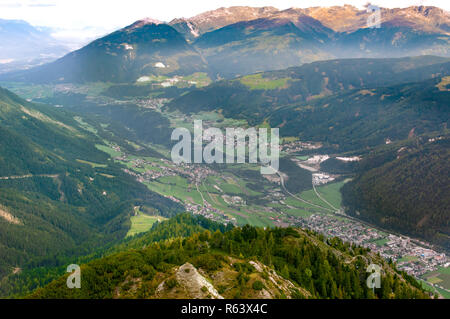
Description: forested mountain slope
xmin=342 ymin=137 xmax=450 ymax=249
xmin=0 ymin=87 xmax=183 ymax=291
xmin=29 ymin=214 xmax=429 ymax=299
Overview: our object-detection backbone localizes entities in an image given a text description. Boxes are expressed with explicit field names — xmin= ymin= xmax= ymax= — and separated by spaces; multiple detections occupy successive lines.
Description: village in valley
xmin=100 ymin=137 xmax=449 ymax=298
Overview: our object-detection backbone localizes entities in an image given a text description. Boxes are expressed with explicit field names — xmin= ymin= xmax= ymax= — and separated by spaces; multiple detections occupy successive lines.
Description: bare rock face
xmin=248 ymin=260 xmax=310 ymax=299
xmin=171 ymin=5 xmax=449 ymax=36
xmin=300 ymin=5 xmax=450 ymax=33
xmin=0 ymin=205 xmax=21 ymax=225
xmin=175 ymin=263 xmax=224 ymax=299
xmin=152 ymin=258 xmax=309 ymax=299
xmin=126 ymin=18 xmax=163 ymax=30
xmin=186 ymin=6 xmax=279 ymax=34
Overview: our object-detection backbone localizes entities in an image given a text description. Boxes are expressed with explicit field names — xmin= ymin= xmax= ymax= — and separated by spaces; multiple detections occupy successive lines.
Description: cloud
xmin=28 ymin=4 xmax=57 ymax=7
xmin=0 ymin=3 xmax=23 ymax=8
xmin=0 ymin=0 xmax=53 ymax=5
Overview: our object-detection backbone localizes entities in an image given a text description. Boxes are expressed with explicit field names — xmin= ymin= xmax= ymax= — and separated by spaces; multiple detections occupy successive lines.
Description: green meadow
xmin=127 ymin=208 xmax=167 ymax=237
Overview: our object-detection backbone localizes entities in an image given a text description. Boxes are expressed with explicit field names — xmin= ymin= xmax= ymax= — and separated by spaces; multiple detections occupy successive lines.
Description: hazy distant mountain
xmin=2 ymin=5 xmax=449 ymax=82
xmin=0 ymin=19 xmax=70 ymax=73
xmin=3 ymin=20 xmax=208 ymax=83
xmin=194 ymin=14 xmax=334 ymax=78
xmin=192 ymin=6 xmax=449 ymax=76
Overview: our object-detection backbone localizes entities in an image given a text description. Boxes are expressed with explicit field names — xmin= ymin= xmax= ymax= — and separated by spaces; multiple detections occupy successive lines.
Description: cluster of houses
xmin=294 ymin=212 xmax=449 ymax=287
xmin=280 ymin=141 xmax=322 ymax=153
xmin=188 ymin=201 xmax=234 ymax=225
xmin=312 ymin=173 xmax=336 ymax=185
xmin=135 ymin=98 xmax=168 ymax=109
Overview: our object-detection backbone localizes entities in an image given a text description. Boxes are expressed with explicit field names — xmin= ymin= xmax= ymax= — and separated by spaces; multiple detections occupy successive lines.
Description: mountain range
xmin=170 ymin=5 xmax=450 ymax=38
xmin=2 ymin=5 xmax=449 ymax=82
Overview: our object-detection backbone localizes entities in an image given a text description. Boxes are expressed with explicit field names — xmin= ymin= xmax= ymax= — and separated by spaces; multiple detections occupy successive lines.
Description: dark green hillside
xmin=110 ymin=213 xmax=234 ymax=253
xmin=29 ymin=214 xmax=429 ymax=299
xmin=342 ymin=137 xmax=450 ymax=249
xmin=0 ymin=87 xmax=107 ymax=174
xmin=279 ymin=157 xmax=312 ymax=194
xmin=0 ymin=213 xmax=227 ymax=297
xmin=0 ymin=87 xmax=183 ymax=295
xmin=169 ymin=56 xmax=449 ymax=121
xmin=34 ymin=92 xmax=175 ymax=147
xmin=3 ymin=22 xmax=208 ymax=83
xmin=269 ymin=76 xmax=449 ymax=151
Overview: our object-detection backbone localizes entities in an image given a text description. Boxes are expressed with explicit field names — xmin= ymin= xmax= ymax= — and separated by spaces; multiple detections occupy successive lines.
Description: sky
xmin=0 ymin=0 xmax=448 ymax=47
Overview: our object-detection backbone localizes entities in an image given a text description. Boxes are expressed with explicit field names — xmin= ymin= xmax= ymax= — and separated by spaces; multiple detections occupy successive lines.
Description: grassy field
xmin=397 ymin=255 xmax=419 ymax=263
xmin=239 ymin=73 xmax=290 ymax=90
xmin=420 ymin=279 xmax=450 ymax=299
xmin=315 ymin=180 xmax=346 ymax=209
xmin=318 ymin=182 xmax=344 ymax=207
xmin=298 ymin=189 xmax=330 ymax=208
xmin=283 ymin=196 xmax=327 ymax=212
xmin=96 ymin=144 xmax=122 ymax=158
xmin=198 ymin=180 xmax=276 ymax=227
xmin=74 ymin=116 xmax=98 ymax=134
xmin=296 ymin=180 xmax=347 ymax=211
xmin=283 ymin=208 xmax=313 ymax=218
xmin=422 ymin=266 xmax=450 ymax=291
xmin=436 ymin=76 xmax=450 ymax=91
xmin=182 ymin=72 xmax=212 ymax=87
xmin=145 ymin=176 xmax=204 ymax=205
xmin=203 ymin=175 xmax=262 ymax=197
xmin=281 ymin=136 xmax=299 ymax=143
xmin=76 ymin=159 xmax=107 ymax=168
xmin=373 ymin=237 xmax=389 ymax=246
xmin=126 ymin=208 xmax=167 ymax=237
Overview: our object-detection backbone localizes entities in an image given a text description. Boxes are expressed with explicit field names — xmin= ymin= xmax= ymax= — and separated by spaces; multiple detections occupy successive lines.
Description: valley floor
xmin=95 ymin=138 xmax=450 ymax=298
